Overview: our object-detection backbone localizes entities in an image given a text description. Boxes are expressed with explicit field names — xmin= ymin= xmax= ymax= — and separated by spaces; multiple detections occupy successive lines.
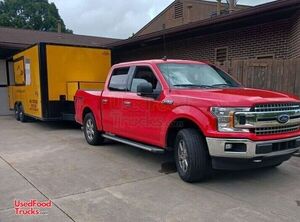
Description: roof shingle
xmin=0 ymin=26 xmax=120 ymax=49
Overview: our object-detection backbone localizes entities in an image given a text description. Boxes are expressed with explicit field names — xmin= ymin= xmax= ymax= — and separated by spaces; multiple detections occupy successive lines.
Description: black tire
xmin=269 ymin=162 xmax=283 ymax=168
xmin=175 ymin=128 xmax=212 ymax=183
xmin=14 ymin=104 xmax=20 ymax=121
xmin=19 ymin=104 xmax=28 ymax=123
xmin=83 ymin=113 xmax=104 ymax=145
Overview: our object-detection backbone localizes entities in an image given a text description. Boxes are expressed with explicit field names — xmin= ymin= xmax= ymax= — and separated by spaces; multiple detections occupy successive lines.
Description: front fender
xmin=160 ymin=105 xmax=213 ymax=147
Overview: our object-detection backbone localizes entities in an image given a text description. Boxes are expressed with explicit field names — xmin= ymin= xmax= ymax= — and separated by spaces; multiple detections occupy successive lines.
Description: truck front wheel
xmin=83 ymin=113 xmax=104 ymax=145
xmin=175 ymin=128 xmax=212 ymax=182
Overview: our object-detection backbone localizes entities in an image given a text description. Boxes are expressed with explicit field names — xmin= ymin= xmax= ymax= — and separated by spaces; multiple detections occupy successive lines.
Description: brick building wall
xmin=114 ymin=17 xmax=293 ymax=63
xmin=136 ymin=0 xmax=249 ymax=36
xmin=290 ymin=12 xmax=300 ymax=58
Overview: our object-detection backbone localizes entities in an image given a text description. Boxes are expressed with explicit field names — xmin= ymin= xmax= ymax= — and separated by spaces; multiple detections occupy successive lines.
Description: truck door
xmin=120 ymin=66 xmax=167 ymax=147
xmin=101 ymin=66 xmax=132 ymax=136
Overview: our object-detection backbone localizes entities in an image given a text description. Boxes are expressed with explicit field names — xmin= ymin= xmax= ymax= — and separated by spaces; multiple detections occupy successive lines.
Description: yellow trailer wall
xmin=46 ymin=45 xmax=111 ymax=101
xmin=9 ymin=46 xmax=42 ymax=118
xmin=9 ymin=44 xmax=111 ymax=120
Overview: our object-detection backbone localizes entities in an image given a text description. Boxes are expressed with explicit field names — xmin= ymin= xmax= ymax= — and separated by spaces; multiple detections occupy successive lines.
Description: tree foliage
xmin=0 ymin=0 xmax=72 ymax=33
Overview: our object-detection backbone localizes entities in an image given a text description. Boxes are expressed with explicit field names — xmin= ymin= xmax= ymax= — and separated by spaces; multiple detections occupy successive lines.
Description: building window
xmin=256 ymin=54 xmax=274 ymax=59
xmin=215 ymin=47 xmax=228 ymax=63
xmin=174 ymin=1 xmax=183 ymax=19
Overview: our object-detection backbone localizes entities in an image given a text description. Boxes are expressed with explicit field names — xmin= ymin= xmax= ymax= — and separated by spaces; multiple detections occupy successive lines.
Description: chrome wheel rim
xmin=178 ymin=140 xmax=188 ymax=173
xmin=86 ymin=119 xmax=95 ymax=141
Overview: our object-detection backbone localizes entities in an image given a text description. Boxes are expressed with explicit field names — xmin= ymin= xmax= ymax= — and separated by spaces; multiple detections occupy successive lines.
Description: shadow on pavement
xmin=25 ymin=120 xmax=81 ymax=130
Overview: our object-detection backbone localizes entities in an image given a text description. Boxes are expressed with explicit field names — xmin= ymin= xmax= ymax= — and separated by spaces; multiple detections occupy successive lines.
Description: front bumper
xmin=206 ymin=136 xmax=300 ymax=159
xmin=206 ymin=136 xmax=300 ymax=170
xmin=211 ymin=155 xmax=293 ymax=170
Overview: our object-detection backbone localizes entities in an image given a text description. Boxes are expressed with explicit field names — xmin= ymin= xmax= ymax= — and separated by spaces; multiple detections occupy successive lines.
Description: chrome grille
xmin=254 ymin=103 xmax=300 ymax=135
xmin=234 ymin=103 xmax=300 ymax=135
xmin=255 ymin=125 xmax=300 ymax=135
xmin=254 ymin=103 xmax=300 ymax=112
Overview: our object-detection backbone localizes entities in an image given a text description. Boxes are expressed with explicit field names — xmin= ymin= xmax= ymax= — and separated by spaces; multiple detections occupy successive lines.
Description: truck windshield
xmin=158 ymin=63 xmax=241 ymax=89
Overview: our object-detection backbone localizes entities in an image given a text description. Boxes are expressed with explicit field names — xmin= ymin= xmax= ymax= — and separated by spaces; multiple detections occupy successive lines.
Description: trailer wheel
xmin=19 ymin=104 xmax=28 ymax=123
xmin=83 ymin=113 xmax=104 ymax=145
xmin=14 ymin=104 xmax=20 ymax=121
xmin=175 ymin=128 xmax=212 ymax=183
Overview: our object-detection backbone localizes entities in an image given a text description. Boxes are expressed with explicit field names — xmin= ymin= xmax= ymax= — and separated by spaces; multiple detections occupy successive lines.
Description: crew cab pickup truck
xmin=75 ymin=59 xmax=300 ymax=182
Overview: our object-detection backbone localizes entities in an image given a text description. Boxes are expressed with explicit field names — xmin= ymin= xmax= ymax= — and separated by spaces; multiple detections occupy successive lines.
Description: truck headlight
xmin=211 ymin=107 xmax=251 ymax=132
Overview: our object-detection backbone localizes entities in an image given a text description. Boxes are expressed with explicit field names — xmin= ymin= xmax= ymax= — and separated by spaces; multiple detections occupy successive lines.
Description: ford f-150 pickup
xmin=75 ymin=59 xmax=300 ymax=182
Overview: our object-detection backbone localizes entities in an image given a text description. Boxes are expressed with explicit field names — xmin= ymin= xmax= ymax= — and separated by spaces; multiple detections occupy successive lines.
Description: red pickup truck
xmin=75 ymin=59 xmax=300 ymax=182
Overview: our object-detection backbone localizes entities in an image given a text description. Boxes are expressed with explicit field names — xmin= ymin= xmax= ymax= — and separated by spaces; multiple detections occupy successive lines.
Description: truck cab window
xmin=108 ymin=67 xmax=130 ymax=91
xmin=130 ymin=66 xmax=162 ymax=93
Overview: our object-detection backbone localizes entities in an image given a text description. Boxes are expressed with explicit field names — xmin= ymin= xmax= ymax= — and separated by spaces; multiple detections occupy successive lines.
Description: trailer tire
xmin=175 ymin=128 xmax=212 ymax=183
xmin=83 ymin=113 xmax=104 ymax=145
xmin=14 ymin=104 xmax=20 ymax=121
xmin=19 ymin=104 xmax=28 ymax=123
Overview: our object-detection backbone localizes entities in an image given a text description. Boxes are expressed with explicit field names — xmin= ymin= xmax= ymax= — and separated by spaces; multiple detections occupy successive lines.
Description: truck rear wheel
xmin=175 ymin=128 xmax=212 ymax=183
xmin=83 ymin=113 xmax=104 ymax=145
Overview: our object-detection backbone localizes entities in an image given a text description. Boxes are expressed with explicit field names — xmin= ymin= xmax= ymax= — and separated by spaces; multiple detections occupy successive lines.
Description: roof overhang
xmin=0 ymin=42 xmax=29 ymax=59
xmin=0 ymin=27 xmax=120 ymax=59
xmin=108 ymin=0 xmax=300 ymax=50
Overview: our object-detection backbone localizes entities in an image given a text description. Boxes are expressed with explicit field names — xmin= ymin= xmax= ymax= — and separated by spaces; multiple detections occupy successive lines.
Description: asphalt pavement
xmin=0 ymin=115 xmax=299 ymax=222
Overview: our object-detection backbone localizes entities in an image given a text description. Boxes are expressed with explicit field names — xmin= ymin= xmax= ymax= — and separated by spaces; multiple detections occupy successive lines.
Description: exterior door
xmin=0 ymin=60 xmax=11 ymax=115
xmin=120 ymin=66 xmax=168 ymax=147
xmin=101 ymin=66 xmax=132 ymax=137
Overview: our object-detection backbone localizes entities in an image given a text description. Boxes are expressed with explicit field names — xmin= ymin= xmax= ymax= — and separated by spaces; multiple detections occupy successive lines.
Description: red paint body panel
xmin=74 ymin=90 xmax=103 ymax=130
xmin=75 ymin=59 xmax=300 ymax=148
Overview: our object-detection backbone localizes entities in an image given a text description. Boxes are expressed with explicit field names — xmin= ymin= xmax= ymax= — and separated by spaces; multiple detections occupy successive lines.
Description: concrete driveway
xmin=0 ymin=115 xmax=299 ymax=222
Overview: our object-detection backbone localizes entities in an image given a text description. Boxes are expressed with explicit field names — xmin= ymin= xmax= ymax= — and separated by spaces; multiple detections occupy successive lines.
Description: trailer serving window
xmin=24 ymin=58 xmax=31 ymax=86
xmin=14 ymin=58 xmax=25 ymax=85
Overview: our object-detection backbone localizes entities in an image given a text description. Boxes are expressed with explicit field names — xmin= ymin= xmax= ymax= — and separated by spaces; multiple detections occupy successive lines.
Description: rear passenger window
xmin=108 ymin=67 xmax=130 ymax=91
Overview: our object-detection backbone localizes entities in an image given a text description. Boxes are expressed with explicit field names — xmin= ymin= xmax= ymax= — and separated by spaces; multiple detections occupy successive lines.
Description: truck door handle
xmin=102 ymin=99 xmax=108 ymax=104
xmin=123 ymin=101 xmax=131 ymax=106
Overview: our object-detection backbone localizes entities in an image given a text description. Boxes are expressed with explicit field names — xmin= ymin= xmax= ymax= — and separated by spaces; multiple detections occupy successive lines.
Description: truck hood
xmin=171 ymin=88 xmax=300 ymax=107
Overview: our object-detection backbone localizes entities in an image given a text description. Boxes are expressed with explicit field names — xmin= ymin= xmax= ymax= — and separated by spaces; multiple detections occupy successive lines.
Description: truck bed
xmin=74 ymin=90 xmax=103 ymax=126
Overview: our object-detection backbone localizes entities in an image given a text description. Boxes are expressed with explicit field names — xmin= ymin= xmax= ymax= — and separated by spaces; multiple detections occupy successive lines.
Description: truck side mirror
xmin=137 ymin=82 xmax=154 ymax=97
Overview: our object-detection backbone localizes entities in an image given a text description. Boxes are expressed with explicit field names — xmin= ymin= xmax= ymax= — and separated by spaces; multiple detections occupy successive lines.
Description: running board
xmin=102 ymin=134 xmax=165 ymax=154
